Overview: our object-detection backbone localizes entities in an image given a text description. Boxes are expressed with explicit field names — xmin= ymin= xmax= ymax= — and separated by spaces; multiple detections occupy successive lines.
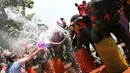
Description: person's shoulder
xmin=14 ymin=60 xmax=20 ymax=64
xmin=9 ymin=61 xmax=21 ymax=72
xmin=11 ymin=60 xmax=21 ymax=68
xmin=79 ymin=4 xmax=84 ymax=6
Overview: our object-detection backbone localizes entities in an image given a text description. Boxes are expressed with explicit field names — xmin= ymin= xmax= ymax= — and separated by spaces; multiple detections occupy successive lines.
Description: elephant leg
xmin=113 ymin=26 xmax=130 ymax=52
xmin=90 ymin=26 xmax=109 ymax=43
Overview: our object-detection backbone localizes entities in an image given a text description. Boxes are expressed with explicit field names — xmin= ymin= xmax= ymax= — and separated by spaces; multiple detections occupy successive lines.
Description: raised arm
xmin=19 ymin=47 xmax=44 ymax=65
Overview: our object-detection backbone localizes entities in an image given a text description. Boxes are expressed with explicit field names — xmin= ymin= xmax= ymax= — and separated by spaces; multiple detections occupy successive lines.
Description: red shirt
xmin=78 ymin=4 xmax=87 ymax=16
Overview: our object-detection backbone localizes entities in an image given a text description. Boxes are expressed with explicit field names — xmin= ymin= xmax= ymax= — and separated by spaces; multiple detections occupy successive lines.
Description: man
xmin=57 ymin=18 xmax=68 ymax=30
xmin=75 ymin=1 xmax=87 ymax=17
xmin=7 ymin=45 xmax=44 ymax=73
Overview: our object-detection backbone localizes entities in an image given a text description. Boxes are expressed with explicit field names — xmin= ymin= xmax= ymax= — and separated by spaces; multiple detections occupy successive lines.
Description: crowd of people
xmin=0 ymin=0 xmax=130 ymax=73
xmin=0 ymin=43 xmax=47 ymax=73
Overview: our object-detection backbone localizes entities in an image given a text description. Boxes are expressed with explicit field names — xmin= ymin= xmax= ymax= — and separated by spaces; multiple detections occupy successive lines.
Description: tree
xmin=0 ymin=0 xmax=35 ymax=49
xmin=5 ymin=0 xmax=34 ymax=15
xmin=3 ymin=0 xmax=35 ymax=37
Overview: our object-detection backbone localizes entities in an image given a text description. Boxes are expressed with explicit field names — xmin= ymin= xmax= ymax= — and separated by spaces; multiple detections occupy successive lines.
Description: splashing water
xmin=39 ymin=25 xmax=66 ymax=44
xmin=4 ymin=7 xmax=46 ymax=53
xmin=4 ymin=7 xmax=67 ymax=54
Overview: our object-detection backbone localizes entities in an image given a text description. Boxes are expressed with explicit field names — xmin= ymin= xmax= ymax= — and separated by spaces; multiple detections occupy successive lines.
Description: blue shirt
xmin=8 ymin=60 xmax=21 ymax=73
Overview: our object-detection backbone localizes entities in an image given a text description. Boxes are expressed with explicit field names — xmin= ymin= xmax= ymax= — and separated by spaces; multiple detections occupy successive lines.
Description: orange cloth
xmin=43 ymin=57 xmax=65 ymax=73
xmin=53 ymin=57 xmax=65 ymax=73
xmin=43 ymin=59 xmax=55 ymax=73
xmin=128 ymin=0 xmax=130 ymax=4
xmin=26 ymin=66 xmax=35 ymax=73
xmin=73 ymin=48 xmax=94 ymax=72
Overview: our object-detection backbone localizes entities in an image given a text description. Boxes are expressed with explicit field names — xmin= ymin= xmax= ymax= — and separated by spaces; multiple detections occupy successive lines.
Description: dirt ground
xmin=90 ymin=65 xmax=130 ymax=73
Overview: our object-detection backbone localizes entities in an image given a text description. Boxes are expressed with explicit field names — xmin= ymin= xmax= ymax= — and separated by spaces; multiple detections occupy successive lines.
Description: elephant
xmin=86 ymin=0 xmax=130 ymax=52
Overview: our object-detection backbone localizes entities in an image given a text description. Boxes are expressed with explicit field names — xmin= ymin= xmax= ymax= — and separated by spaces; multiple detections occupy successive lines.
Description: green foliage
xmin=4 ymin=0 xmax=35 ymax=37
xmin=24 ymin=0 xmax=34 ymax=8
xmin=5 ymin=0 xmax=34 ymax=8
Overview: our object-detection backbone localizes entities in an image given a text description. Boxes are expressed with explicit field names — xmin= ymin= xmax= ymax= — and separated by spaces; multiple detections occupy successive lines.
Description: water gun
xmin=37 ymin=42 xmax=46 ymax=49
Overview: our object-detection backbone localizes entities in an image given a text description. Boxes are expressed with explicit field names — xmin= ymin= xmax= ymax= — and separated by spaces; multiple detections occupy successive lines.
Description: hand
xmin=24 ymin=44 xmax=28 ymax=51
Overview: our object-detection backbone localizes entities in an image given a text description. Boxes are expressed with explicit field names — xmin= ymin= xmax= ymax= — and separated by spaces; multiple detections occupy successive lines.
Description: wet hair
xmin=6 ymin=53 xmax=17 ymax=63
xmin=82 ymin=1 xmax=86 ymax=3
xmin=82 ymin=1 xmax=86 ymax=4
xmin=60 ymin=18 xmax=64 ymax=21
xmin=75 ymin=3 xmax=78 ymax=6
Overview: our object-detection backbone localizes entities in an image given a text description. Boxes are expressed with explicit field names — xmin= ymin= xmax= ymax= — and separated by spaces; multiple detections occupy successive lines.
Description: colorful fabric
xmin=78 ymin=4 xmax=87 ymax=16
xmin=78 ymin=21 xmax=86 ymax=29
xmin=43 ymin=57 xmax=65 ymax=73
xmin=95 ymin=37 xmax=128 ymax=73
xmin=53 ymin=57 xmax=65 ymax=73
xmin=73 ymin=48 xmax=94 ymax=72
xmin=26 ymin=66 xmax=35 ymax=73
xmin=43 ymin=59 xmax=55 ymax=73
